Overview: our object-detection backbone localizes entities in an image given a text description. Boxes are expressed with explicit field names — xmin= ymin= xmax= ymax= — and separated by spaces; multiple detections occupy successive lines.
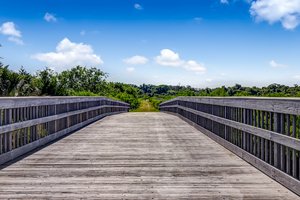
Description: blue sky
xmin=0 ymin=0 xmax=300 ymax=87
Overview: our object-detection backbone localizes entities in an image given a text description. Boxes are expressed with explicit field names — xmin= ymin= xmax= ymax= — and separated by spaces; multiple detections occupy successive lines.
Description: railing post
xmin=243 ymin=108 xmax=246 ymax=150
xmin=274 ymin=113 xmax=279 ymax=168
xmin=7 ymin=109 xmax=12 ymax=152
xmin=292 ymin=115 xmax=297 ymax=178
xmin=261 ymin=111 xmax=264 ymax=160
xmin=286 ymin=114 xmax=291 ymax=175
xmin=224 ymin=106 xmax=227 ymax=140
xmin=280 ymin=114 xmax=286 ymax=172
xmin=54 ymin=104 xmax=58 ymax=132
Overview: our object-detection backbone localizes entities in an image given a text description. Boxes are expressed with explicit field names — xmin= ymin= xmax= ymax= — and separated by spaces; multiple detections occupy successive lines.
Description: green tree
xmin=36 ymin=68 xmax=59 ymax=95
xmin=0 ymin=64 xmax=19 ymax=96
xmin=15 ymin=67 xmax=40 ymax=96
xmin=210 ymin=86 xmax=228 ymax=96
xmin=58 ymin=66 xmax=107 ymax=95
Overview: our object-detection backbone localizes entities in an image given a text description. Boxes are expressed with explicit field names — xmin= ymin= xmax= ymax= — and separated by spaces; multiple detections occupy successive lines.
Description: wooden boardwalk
xmin=0 ymin=112 xmax=298 ymax=199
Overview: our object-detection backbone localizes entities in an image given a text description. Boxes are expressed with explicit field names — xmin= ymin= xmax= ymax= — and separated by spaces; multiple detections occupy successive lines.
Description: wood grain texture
xmin=160 ymin=97 xmax=300 ymax=115
xmin=169 ymin=111 xmax=300 ymax=197
xmin=0 ymin=97 xmax=129 ymax=109
xmin=0 ymin=112 xmax=298 ymax=199
xmin=0 ymin=111 xmax=125 ymax=165
xmin=0 ymin=105 xmax=128 ymax=134
xmin=162 ymin=105 xmax=300 ymax=151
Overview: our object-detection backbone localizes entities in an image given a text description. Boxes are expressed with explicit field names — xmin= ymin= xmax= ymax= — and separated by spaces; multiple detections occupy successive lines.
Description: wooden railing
xmin=160 ymin=97 xmax=300 ymax=196
xmin=0 ymin=97 xmax=129 ymax=165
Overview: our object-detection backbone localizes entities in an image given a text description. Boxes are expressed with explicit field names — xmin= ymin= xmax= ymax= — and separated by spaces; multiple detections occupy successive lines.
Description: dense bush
xmin=1 ymin=62 xmax=300 ymax=110
xmin=0 ymin=63 xmax=140 ymax=109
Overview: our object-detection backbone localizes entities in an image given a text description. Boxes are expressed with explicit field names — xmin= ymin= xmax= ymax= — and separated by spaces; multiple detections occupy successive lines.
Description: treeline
xmin=1 ymin=63 xmax=300 ymax=110
xmin=140 ymin=83 xmax=300 ymax=97
xmin=139 ymin=83 xmax=300 ymax=109
xmin=0 ymin=63 xmax=140 ymax=109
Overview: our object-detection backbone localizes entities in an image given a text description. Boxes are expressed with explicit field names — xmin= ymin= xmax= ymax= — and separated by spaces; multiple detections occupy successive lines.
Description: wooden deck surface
xmin=0 ymin=112 xmax=299 ymax=199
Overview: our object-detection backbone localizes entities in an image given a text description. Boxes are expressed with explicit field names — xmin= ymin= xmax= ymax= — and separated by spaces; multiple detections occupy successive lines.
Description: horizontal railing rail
xmin=160 ymin=97 xmax=300 ymax=196
xmin=0 ymin=97 xmax=129 ymax=165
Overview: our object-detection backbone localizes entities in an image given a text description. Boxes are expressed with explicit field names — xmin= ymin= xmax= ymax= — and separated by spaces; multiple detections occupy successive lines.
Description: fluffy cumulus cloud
xmin=134 ymin=3 xmax=143 ymax=10
xmin=32 ymin=38 xmax=103 ymax=69
xmin=269 ymin=60 xmax=287 ymax=68
xmin=8 ymin=36 xmax=24 ymax=45
xmin=0 ymin=22 xmax=21 ymax=37
xmin=0 ymin=22 xmax=23 ymax=45
xmin=250 ymin=0 xmax=300 ymax=30
xmin=220 ymin=0 xmax=229 ymax=4
xmin=155 ymin=49 xmax=206 ymax=74
xmin=155 ymin=49 xmax=185 ymax=67
xmin=184 ymin=60 xmax=206 ymax=74
xmin=123 ymin=55 xmax=148 ymax=65
xmin=44 ymin=13 xmax=57 ymax=22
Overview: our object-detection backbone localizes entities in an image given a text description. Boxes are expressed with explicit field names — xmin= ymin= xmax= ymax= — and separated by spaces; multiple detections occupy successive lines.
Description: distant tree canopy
xmin=1 ymin=63 xmax=300 ymax=110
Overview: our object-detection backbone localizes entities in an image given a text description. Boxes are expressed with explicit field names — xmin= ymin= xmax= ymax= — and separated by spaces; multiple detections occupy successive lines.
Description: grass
xmin=132 ymin=99 xmax=158 ymax=112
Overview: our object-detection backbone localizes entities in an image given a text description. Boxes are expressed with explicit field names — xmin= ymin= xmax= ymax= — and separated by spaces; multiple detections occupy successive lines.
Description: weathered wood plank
xmin=0 ymin=97 xmax=129 ymax=109
xmin=0 ymin=105 xmax=128 ymax=135
xmin=164 ymin=105 xmax=300 ymax=151
xmin=169 ymin=112 xmax=300 ymax=198
xmin=0 ymin=97 xmax=129 ymax=168
xmin=0 ymin=112 xmax=298 ymax=199
xmin=0 ymin=111 xmax=125 ymax=166
xmin=161 ymin=97 xmax=300 ymax=116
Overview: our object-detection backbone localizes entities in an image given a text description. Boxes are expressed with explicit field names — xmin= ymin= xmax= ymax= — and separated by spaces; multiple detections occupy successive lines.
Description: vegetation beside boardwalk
xmin=1 ymin=62 xmax=300 ymax=110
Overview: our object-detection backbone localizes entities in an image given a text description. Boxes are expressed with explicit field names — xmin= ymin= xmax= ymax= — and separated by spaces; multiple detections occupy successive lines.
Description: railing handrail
xmin=0 ymin=105 xmax=128 ymax=135
xmin=160 ymin=96 xmax=300 ymax=115
xmin=0 ymin=96 xmax=129 ymax=109
xmin=162 ymin=104 xmax=300 ymax=151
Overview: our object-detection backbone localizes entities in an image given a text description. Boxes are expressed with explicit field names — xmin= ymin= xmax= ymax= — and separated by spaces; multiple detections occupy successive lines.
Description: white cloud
xmin=155 ymin=49 xmax=184 ymax=67
xmin=0 ymin=22 xmax=23 ymax=45
xmin=155 ymin=49 xmax=207 ymax=74
xmin=250 ymin=0 xmax=300 ymax=30
xmin=126 ymin=67 xmax=135 ymax=72
xmin=134 ymin=3 xmax=143 ymax=10
xmin=281 ymin=14 xmax=299 ymax=29
xmin=32 ymin=38 xmax=103 ymax=69
xmin=123 ymin=55 xmax=148 ymax=65
xmin=0 ymin=22 xmax=21 ymax=37
xmin=184 ymin=60 xmax=206 ymax=74
xmin=44 ymin=13 xmax=57 ymax=22
xmin=8 ymin=36 xmax=24 ymax=45
xmin=205 ymin=78 xmax=213 ymax=82
xmin=220 ymin=0 xmax=229 ymax=4
xmin=269 ymin=60 xmax=287 ymax=68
